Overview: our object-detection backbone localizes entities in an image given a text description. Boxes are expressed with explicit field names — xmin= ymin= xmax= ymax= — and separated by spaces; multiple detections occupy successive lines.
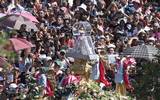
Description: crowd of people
xmin=0 ymin=0 xmax=159 ymax=99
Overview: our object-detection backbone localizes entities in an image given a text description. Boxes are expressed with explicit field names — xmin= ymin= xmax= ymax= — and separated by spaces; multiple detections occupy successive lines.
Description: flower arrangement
xmin=77 ymin=81 xmax=133 ymax=100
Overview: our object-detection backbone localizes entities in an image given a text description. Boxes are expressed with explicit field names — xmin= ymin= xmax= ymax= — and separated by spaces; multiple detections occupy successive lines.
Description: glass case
xmin=67 ymin=21 xmax=98 ymax=60
xmin=67 ymin=35 xmax=99 ymax=60
xmin=72 ymin=21 xmax=92 ymax=36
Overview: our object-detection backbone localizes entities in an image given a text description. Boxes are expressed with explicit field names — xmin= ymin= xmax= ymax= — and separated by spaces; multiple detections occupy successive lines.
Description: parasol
xmin=9 ymin=38 xmax=34 ymax=51
xmin=0 ymin=14 xmax=38 ymax=31
xmin=121 ymin=45 xmax=159 ymax=61
xmin=14 ymin=11 xmax=39 ymax=23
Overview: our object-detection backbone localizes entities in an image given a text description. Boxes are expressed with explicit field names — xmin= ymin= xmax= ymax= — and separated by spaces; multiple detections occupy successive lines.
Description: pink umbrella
xmin=18 ymin=38 xmax=35 ymax=47
xmin=9 ymin=38 xmax=34 ymax=51
xmin=14 ymin=11 xmax=39 ymax=23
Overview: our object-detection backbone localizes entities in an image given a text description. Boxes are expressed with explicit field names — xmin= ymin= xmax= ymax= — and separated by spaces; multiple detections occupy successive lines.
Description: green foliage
xmin=53 ymin=81 xmax=133 ymax=100
xmin=0 ymin=35 xmax=16 ymax=73
xmin=0 ymin=36 xmax=16 ymax=58
xmin=18 ymin=74 xmax=44 ymax=99
xmin=134 ymin=52 xmax=160 ymax=100
xmin=78 ymin=81 xmax=133 ymax=100
xmin=54 ymin=84 xmax=78 ymax=99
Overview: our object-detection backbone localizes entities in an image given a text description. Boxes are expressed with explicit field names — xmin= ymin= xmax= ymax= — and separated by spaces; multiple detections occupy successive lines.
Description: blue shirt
xmin=108 ymin=54 xmax=119 ymax=65
xmin=19 ymin=63 xmax=25 ymax=72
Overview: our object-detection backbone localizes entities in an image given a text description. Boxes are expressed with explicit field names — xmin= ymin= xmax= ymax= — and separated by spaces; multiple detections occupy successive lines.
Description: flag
xmin=97 ymin=59 xmax=111 ymax=87
xmin=123 ymin=57 xmax=135 ymax=90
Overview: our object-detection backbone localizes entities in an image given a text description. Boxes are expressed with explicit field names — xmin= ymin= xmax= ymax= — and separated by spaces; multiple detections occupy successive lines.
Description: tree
xmin=134 ymin=52 xmax=160 ymax=100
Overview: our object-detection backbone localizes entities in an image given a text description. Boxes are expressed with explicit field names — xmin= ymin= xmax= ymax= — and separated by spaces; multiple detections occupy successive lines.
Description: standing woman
xmin=114 ymin=56 xmax=126 ymax=96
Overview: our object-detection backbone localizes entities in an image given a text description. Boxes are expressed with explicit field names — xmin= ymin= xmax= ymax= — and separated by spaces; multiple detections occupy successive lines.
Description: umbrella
xmin=9 ymin=38 xmax=34 ymax=51
xmin=0 ymin=14 xmax=38 ymax=31
xmin=121 ymin=45 xmax=159 ymax=61
xmin=18 ymin=38 xmax=35 ymax=47
xmin=14 ymin=11 xmax=39 ymax=23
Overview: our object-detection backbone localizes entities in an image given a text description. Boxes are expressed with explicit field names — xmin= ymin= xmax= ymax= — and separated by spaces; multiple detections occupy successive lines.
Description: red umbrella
xmin=9 ymin=38 xmax=34 ymax=51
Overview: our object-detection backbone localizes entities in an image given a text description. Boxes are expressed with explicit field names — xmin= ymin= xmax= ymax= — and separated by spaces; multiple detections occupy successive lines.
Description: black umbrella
xmin=121 ymin=45 xmax=159 ymax=61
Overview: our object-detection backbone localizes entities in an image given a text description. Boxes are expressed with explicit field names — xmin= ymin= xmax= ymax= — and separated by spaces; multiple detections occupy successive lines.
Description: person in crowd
xmin=114 ymin=56 xmax=126 ymax=95
xmin=35 ymin=67 xmax=48 ymax=96
xmin=53 ymin=59 xmax=63 ymax=85
xmin=115 ymin=55 xmax=136 ymax=95
xmin=107 ymin=44 xmax=119 ymax=69
xmin=58 ymin=49 xmax=70 ymax=71
xmin=0 ymin=0 xmax=159 ymax=98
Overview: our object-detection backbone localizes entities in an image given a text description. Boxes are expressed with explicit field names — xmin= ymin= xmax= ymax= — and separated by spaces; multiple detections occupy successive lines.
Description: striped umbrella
xmin=121 ymin=45 xmax=159 ymax=61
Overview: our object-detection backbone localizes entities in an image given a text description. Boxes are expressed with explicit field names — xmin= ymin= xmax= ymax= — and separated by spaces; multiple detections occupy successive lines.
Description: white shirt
xmin=61 ymin=58 xmax=69 ymax=70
